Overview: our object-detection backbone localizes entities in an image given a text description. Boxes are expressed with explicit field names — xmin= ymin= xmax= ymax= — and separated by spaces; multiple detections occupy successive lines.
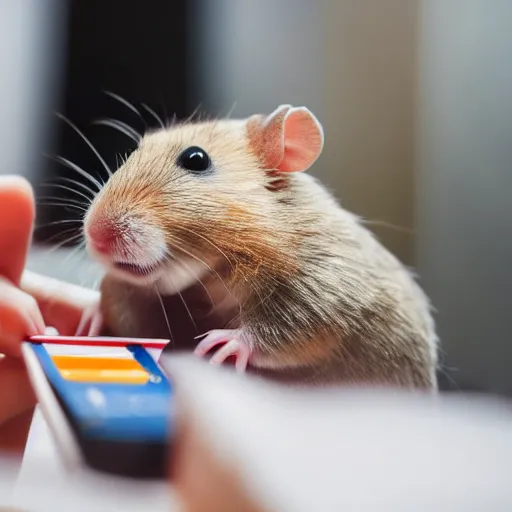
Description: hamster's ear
xmin=247 ymin=105 xmax=324 ymax=173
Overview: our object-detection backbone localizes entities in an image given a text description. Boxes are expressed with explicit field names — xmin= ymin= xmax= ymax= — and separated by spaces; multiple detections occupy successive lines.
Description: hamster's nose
xmin=90 ymin=237 xmax=110 ymax=255
xmin=85 ymin=218 xmax=120 ymax=257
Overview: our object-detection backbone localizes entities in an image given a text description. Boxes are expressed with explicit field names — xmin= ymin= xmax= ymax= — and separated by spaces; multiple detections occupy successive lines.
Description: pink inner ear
xmin=259 ymin=105 xmax=291 ymax=169
xmin=247 ymin=105 xmax=323 ymax=174
xmin=278 ymin=109 xmax=323 ymax=173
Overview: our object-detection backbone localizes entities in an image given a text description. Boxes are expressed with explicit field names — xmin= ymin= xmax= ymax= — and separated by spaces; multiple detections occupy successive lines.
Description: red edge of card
xmin=26 ymin=335 xmax=170 ymax=349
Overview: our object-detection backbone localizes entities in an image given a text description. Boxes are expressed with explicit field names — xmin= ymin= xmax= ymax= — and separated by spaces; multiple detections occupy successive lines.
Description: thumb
xmin=0 ymin=176 xmax=35 ymax=286
xmin=21 ymin=270 xmax=99 ymax=335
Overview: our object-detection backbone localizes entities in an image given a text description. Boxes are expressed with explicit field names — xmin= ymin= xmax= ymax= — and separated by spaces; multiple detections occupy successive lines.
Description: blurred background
xmin=0 ymin=0 xmax=510 ymax=395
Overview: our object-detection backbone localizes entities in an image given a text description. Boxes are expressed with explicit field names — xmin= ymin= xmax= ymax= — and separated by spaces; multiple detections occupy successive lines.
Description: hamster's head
xmin=83 ymin=104 xmax=324 ymax=288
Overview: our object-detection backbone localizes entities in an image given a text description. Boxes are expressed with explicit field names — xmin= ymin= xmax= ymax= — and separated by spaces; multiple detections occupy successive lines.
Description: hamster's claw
xmin=194 ymin=329 xmax=235 ymax=356
xmin=210 ymin=338 xmax=251 ymax=373
xmin=194 ymin=329 xmax=251 ymax=373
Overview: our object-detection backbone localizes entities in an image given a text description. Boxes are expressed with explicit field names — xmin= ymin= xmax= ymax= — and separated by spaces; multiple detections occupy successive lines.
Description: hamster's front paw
xmin=75 ymin=299 xmax=104 ymax=337
xmin=194 ymin=329 xmax=252 ymax=373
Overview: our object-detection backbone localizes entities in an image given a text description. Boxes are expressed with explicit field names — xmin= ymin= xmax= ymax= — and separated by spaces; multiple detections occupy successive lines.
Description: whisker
xmin=38 ymin=202 xmax=88 ymax=213
xmin=175 ymin=257 xmax=215 ymax=307
xmin=228 ymin=287 xmax=272 ymax=328
xmin=186 ymin=103 xmax=203 ymax=124
xmin=159 ymin=92 xmax=169 ymax=125
xmin=37 ymin=232 xmax=85 ymax=256
xmin=55 ymin=112 xmax=112 ymax=178
xmin=43 ymin=242 xmax=83 ymax=259
xmin=36 ymin=219 xmax=84 ymax=229
xmin=437 ymin=364 xmax=460 ymax=391
xmin=38 ymin=227 xmax=83 ymax=246
xmin=36 ymin=232 xmax=84 ymax=257
xmin=164 ymin=237 xmax=232 ymax=299
xmin=88 ymin=276 xmax=102 ymax=291
xmin=177 ymin=289 xmax=197 ymax=332
xmin=103 ymin=90 xmax=145 ymax=121
xmin=360 ymin=219 xmax=414 ymax=236
xmin=45 ymin=154 xmax=103 ymax=191
xmin=155 ymin=286 xmax=174 ymax=346
xmin=225 ymin=100 xmax=238 ymax=119
xmin=61 ymin=243 xmax=99 ymax=290
xmin=177 ymin=225 xmax=235 ymax=270
xmin=141 ymin=102 xmax=165 ymax=129
xmin=59 ymin=239 xmax=87 ymax=267
xmin=55 ymin=176 xmax=97 ymax=199
xmin=74 ymin=249 xmax=103 ymax=290
xmin=39 ymin=181 xmax=94 ymax=204
xmin=37 ymin=195 xmax=88 ymax=207
xmin=93 ymin=118 xmax=142 ymax=144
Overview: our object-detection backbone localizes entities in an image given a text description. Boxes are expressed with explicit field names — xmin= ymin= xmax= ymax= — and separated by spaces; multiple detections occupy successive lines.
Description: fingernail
xmin=37 ymin=319 xmax=47 ymax=334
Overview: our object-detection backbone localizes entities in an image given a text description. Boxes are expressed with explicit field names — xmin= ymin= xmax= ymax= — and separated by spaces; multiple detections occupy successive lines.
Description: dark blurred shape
xmin=35 ymin=0 xmax=192 ymax=246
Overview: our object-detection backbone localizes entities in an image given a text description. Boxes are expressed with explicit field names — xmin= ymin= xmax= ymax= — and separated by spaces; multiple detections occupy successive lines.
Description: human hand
xmin=0 ymin=175 xmax=98 ymax=454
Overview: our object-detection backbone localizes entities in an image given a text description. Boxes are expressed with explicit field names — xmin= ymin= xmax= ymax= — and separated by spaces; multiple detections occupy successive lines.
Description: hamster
xmin=80 ymin=104 xmax=438 ymax=390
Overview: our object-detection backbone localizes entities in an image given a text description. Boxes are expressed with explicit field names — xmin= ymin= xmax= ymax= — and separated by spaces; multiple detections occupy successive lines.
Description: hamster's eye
xmin=177 ymin=146 xmax=211 ymax=173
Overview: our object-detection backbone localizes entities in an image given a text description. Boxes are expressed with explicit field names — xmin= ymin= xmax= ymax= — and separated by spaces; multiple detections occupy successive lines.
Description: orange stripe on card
xmin=51 ymin=355 xmax=149 ymax=384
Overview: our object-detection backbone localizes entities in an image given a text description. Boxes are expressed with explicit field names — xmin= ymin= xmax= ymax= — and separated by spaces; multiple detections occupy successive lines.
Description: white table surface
xmin=6 ymin=408 xmax=175 ymax=511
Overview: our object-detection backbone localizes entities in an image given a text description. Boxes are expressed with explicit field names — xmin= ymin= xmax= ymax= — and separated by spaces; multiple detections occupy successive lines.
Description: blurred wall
xmin=195 ymin=0 xmax=418 ymax=265
xmin=0 ymin=0 xmax=66 ymax=183
xmin=193 ymin=0 xmax=324 ymax=119
xmin=416 ymin=0 xmax=512 ymax=395
xmin=323 ymin=0 xmax=418 ymax=265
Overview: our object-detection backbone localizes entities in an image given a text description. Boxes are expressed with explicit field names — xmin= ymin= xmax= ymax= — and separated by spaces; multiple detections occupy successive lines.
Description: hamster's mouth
xmin=113 ymin=261 xmax=162 ymax=278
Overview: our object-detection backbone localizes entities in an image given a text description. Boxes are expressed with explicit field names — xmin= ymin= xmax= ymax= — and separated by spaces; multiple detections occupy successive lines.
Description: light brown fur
xmin=86 ymin=114 xmax=438 ymax=390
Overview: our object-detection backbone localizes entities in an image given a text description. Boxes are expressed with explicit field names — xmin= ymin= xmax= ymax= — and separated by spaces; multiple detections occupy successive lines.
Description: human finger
xmin=0 ymin=176 xmax=35 ymax=286
xmin=0 ymin=356 xmax=36 ymax=426
xmin=20 ymin=270 xmax=99 ymax=336
xmin=0 ymin=277 xmax=45 ymax=357
xmin=0 ymin=408 xmax=35 ymax=455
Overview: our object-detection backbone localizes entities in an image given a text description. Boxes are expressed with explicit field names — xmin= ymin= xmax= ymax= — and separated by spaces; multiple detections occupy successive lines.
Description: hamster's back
xmin=282 ymin=173 xmax=438 ymax=389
